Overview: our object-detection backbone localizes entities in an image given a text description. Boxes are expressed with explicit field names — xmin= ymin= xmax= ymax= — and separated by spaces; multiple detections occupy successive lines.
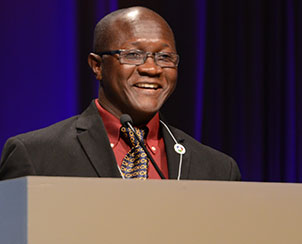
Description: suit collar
xmin=76 ymin=101 xmax=121 ymax=178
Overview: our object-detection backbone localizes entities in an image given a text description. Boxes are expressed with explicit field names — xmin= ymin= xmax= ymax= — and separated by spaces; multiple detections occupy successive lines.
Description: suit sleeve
xmin=0 ymin=137 xmax=37 ymax=180
xmin=229 ymin=158 xmax=241 ymax=181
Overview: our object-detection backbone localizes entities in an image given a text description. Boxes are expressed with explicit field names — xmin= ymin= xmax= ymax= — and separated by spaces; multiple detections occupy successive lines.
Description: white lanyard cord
xmin=159 ymin=120 xmax=184 ymax=181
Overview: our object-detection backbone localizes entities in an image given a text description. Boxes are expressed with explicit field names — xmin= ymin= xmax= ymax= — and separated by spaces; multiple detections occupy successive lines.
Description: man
xmin=0 ymin=7 xmax=241 ymax=180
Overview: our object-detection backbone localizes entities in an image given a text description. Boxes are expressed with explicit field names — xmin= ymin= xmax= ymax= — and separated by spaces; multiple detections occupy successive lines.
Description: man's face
xmin=96 ymin=13 xmax=178 ymax=124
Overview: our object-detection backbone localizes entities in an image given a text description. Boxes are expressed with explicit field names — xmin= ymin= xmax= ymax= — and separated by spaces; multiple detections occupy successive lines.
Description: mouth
xmin=134 ymin=82 xmax=162 ymax=90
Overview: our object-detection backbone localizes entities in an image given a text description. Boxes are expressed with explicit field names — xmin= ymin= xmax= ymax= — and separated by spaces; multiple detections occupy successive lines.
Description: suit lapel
xmin=161 ymin=123 xmax=191 ymax=180
xmin=76 ymin=102 xmax=121 ymax=178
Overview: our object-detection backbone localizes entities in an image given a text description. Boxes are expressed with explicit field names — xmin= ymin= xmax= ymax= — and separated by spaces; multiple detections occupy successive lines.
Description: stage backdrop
xmin=0 ymin=0 xmax=301 ymax=182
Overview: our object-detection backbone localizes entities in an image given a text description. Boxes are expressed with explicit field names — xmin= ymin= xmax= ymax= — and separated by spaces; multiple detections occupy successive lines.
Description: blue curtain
xmin=0 ymin=0 xmax=78 ymax=149
xmin=0 ymin=0 xmax=117 ymax=150
xmin=200 ymin=0 xmax=302 ymax=182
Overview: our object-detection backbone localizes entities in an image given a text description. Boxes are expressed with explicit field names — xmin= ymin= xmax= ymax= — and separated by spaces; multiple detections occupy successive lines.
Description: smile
xmin=134 ymin=83 xmax=161 ymax=90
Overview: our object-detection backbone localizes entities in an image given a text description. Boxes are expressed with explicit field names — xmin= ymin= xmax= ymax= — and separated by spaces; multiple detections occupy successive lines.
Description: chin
xmin=137 ymin=103 xmax=161 ymax=114
xmin=127 ymin=104 xmax=160 ymax=123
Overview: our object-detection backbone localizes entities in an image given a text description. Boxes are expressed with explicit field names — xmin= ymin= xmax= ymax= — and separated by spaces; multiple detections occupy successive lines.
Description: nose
xmin=137 ymin=54 xmax=163 ymax=76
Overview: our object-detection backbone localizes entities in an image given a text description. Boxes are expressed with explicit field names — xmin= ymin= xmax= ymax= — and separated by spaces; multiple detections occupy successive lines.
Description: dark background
xmin=1 ymin=0 xmax=301 ymax=182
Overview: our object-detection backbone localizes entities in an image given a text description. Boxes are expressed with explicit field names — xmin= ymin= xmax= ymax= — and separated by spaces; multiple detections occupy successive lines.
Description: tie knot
xmin=120 ymin=126 xmax=147 ymax=148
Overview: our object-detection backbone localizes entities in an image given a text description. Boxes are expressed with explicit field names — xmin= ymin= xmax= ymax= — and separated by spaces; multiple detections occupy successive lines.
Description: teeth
xmin=135 ymin=83 xmax=159 ymax=89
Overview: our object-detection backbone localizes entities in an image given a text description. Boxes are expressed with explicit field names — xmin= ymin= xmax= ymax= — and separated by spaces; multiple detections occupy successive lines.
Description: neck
xmin=97 ymin=98 xmax=155 ymax=126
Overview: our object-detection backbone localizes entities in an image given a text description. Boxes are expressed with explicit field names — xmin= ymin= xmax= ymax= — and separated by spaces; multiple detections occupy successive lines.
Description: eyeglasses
xmin=95 ymin=49 xmax=179 ymax=68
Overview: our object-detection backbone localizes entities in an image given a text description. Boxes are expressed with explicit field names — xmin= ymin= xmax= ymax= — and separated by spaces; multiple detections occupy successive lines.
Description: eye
xmin=124 ymin=50 xmax=143 ymax=60
xmin=157 ymin=53 xmax=174 ymax=62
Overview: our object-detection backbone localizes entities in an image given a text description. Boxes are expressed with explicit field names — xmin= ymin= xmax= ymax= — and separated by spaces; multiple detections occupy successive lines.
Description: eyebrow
xmin=129 ymin=41 xmax=170 ymax=48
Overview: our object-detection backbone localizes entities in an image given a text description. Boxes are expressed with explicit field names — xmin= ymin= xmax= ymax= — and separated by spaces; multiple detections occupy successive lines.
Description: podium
xmin=0 ymin=176 xmax=301 ymax=244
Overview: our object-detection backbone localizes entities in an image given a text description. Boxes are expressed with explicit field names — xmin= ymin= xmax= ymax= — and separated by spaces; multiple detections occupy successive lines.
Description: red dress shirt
xmin=95 ymin=99 xmax=169 ymax=179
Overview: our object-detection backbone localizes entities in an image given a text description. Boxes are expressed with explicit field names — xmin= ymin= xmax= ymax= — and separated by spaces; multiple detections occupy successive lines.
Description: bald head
xmin=92 ymin=6 xmax=175 ymax=52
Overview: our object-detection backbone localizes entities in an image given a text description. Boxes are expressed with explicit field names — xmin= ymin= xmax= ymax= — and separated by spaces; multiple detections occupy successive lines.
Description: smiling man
xmin=0 ymin=7 xmax=241 ymax=181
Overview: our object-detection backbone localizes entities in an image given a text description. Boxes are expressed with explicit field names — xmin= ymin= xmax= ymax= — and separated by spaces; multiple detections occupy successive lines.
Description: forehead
xmin=108 ymin=14 xmax=176 ymax=50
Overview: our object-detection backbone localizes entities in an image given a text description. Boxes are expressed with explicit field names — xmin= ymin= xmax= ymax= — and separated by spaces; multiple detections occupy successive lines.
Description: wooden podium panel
xmin=0 ymin=176 xmax=302 ymax=244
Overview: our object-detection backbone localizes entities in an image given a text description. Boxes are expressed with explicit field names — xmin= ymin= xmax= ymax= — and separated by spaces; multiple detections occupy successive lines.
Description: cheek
xmin=102 ymin=62 xmax=134 ymax=91
xmin=116 ymin=66 xmax=136 ymax=85
xmin=166 ymin=70 xmax=178 ymax=93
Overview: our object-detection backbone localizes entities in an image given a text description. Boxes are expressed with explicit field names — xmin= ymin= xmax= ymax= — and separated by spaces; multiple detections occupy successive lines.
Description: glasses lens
xmin=118 ymin=50 xmax=179 ymax=67
xmin=120 ymin=50 xmax=144 ymax=65
xmin=155 ymin=52 xmax=179 ymax=67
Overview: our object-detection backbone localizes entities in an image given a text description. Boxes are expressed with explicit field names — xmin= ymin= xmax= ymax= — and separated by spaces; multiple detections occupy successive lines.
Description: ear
xmin=88 ymin=53 xmax=102 ymax=80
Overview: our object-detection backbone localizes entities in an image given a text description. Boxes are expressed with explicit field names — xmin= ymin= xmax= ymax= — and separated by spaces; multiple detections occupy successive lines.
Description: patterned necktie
xmin=120 ymin=126 xmax=149 ymax=180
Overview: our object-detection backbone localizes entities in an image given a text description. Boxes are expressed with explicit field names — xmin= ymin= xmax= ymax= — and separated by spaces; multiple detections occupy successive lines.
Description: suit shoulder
xmin=167 ymin=125 xmax=241 ymax=180
xmin=169 ymin=126 xmax=230 ymax=158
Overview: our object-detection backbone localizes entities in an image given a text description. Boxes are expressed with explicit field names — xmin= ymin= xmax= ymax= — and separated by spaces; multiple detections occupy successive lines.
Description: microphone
xmin=120 ymin=114 xmax=166 ymax=179
xmin=120 ymin=114 xmax=133 ymax=127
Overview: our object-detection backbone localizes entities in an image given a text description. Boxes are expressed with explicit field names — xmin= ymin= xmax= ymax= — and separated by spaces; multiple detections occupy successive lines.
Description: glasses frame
xmin=95 ymin=49 xmax=179 ymax=68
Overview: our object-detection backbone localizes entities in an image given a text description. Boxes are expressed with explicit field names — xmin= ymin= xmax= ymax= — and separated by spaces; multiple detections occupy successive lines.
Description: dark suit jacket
xmin=0 ymin=101 xmax=241 ymax=181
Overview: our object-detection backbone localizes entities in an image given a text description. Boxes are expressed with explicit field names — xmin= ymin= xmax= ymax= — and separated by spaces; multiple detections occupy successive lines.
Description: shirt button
xmin=151 ymin=146 xmax=156 ymax=151
xmin=110 ymin=143 xmax=114 ymax=148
